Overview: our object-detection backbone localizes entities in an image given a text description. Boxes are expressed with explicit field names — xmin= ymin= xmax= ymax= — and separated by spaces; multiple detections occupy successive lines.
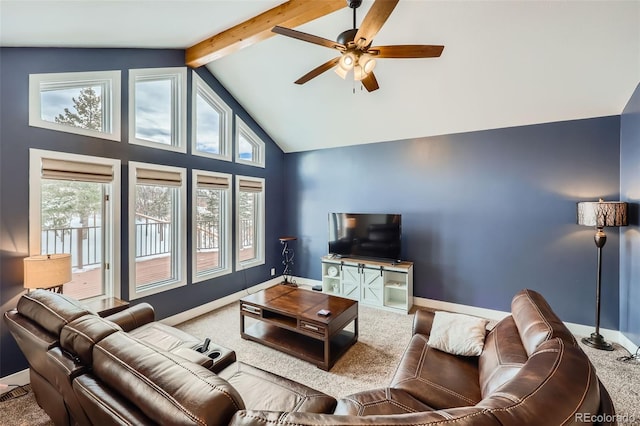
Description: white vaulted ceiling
xmin=1 ymin=1 xmax=639 ymax=153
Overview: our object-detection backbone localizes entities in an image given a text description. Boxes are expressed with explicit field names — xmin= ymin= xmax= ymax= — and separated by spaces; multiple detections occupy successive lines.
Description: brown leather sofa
xmin=5 ymin=289 xmax=616 ymax=425
xmin=4 ymin=290 xmax=336 ymax=425
xmin=230 ymin=289 xmax=617 ymax=425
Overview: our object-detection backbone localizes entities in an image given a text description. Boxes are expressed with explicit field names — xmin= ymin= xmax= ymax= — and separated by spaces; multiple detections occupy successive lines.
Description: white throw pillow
xmin=427 ymin=311 xmax=489 ymax=356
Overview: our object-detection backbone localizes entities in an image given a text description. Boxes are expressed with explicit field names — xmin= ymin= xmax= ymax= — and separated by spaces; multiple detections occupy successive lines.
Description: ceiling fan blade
xmin=361 ymin=72 xmax=380 ymax=92
xmin=295 ymin=57 xmax=341 ymax=85
xmin=273 ymin=26 xmax=346 ymax=51
xmin=369 ymin=45 xmax=444 ymax=58
xmin=353 ymin=0 xmax=399 ymax=49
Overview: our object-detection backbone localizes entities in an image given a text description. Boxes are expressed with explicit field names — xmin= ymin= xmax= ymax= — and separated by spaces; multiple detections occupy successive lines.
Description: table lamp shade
xmin=577 ymin=201 xmax=628 ymax=228
xmin=23 ymin=254 xmax=72 ymax=290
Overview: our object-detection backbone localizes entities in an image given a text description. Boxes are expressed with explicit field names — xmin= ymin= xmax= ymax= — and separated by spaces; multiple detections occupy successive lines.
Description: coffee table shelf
xmin=243 ymin=321 xmax=356 ymax=367
xmin=240 ymin=286 xmax=358 ymax=370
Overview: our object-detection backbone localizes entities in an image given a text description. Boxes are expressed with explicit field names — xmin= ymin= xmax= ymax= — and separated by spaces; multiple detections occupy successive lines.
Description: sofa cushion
xmin=427 ymin=311 xmax=488 ymax=356
xmin=334 ymin=387 xmax=435 ymax=416
xmin=91 ymin=331 xmax=244 ymax=425
xmin=218 ymin=362 xmax=337 ymax=414
xmin=511 ymin=289 xmax=576 ymax=356
xmin=17 ymin=290 xmax=92 ymax=336
xmin=60 ymin=315 xmax=122 ymax=365
xmin=391 ymin=333 xmax=482 ymax=409
xmin=478 ymin=316 xmax=527 ymax=398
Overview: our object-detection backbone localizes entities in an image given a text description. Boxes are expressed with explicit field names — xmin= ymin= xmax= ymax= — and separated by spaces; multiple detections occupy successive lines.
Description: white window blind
xmin=238 ymin=178 xmax=263 ymax=193
xmin=136 ymin=168 xmax=182 ymax=187
xmin=196 ymin=174 xmax=230 ymax=190
xmin=41 ymin=158 xmax=114 ymax=183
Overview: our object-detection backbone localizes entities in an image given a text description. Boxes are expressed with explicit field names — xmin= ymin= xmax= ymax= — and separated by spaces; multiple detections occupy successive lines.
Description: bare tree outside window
xmin=54 ymin=87 xmax=103 ymax=131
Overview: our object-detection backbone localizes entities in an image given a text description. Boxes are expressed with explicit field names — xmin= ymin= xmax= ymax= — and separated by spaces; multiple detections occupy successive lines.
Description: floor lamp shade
xmin=577 ymin=201 xmax=628 ymax=228
xmin=23 ymin=254 xmax=72 ymax=290
xmin=576 ymin=199 xmax=627 ymax=351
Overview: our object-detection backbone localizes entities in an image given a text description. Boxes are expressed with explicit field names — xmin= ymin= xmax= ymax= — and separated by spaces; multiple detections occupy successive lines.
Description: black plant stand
xmin=279 ymin=236 xmax=297 ymax=286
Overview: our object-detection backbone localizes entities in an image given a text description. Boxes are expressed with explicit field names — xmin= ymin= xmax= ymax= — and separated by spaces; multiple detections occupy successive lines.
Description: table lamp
xmin=577 ymin=199 xmax=627 ymax=350
xmin=23 ymin=254 xmax=72 ymax=294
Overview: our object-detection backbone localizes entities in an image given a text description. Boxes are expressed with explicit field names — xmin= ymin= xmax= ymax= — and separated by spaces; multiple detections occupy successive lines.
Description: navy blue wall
xmin=0 ymin=48 xmax=285 ymax=377
xmin=285 ymin=117 xmax=622 ymax=328
xmin=620 ymin=82 xmax=640 ymax=346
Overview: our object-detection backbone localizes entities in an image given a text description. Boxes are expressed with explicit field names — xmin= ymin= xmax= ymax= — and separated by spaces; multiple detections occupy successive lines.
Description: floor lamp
xmin=577 ymin=199 xmax=627 ymax=351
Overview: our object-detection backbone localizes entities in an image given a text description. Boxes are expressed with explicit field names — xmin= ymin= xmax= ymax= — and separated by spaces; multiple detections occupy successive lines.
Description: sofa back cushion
xmin=511 ymin=289 xmax=576 ymax=356
xmin=17 ymin=290 xmax=92 ymax=336
xmin=478 ymin=338 xmax=601 ymax=425
xmin=478 ymin=315 xmax=527 ymax=398
xmin=90 ymin=331 xmax=245 ymax=425
xmin=60 ymin=315 xmax=122 ymax=364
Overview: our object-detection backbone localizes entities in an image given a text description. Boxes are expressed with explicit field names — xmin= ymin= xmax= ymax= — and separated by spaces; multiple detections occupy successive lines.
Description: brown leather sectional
xmin=5 ymin=288 xmax=616 ymax=425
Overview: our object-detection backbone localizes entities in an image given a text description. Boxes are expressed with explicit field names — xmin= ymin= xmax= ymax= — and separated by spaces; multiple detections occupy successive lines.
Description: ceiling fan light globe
xmin=360 ymin=54 xmax=376 ymax=74
xmin=339 ymin=52 xmax=356 ymax=71
xmin=335 ymin=65 xmax=349 ymax=79
xmin=353 ymin=65 xmax=367 ymax=81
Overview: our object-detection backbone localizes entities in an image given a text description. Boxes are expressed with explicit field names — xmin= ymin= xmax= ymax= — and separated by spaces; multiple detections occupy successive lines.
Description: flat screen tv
xmin=328 ymin=213 xmax=402 ymax=262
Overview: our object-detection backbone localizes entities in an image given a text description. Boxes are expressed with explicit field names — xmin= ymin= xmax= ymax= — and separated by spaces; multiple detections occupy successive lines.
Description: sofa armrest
xmin=103 ymin=303 xmax=154 ymax=332
xmin=172 ymin=347 xmax=214 ymax=370
xmin=412 ymin=309 xmax=434 ymax=336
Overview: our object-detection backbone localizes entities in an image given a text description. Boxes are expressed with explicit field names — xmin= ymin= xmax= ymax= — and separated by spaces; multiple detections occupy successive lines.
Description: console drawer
xmin=299 ymin=320 xmax=325 ymax=336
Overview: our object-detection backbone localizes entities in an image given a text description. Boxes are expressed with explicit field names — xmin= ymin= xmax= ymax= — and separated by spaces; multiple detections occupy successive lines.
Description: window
xmin=129 ymin=162 xmax=186 ymax=299
xmin=236 ymin=176 xmax=265 ymax=270
xmin=129 ymin=68 xmax=187 ymax=152
xmin=235 ymin=116 xmax=265 ymax=167
xmin=29 ymin=149 xmax=121 ymax=301
xmin=192 ymin=170 xmax=232 ymax=282
xmin=192 ymin=74 xmax=232 ymax=161
xmin=29 ymin=71 xmax=121 ymax=141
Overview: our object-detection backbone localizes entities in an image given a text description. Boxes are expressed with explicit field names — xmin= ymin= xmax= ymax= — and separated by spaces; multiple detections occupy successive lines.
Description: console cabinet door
xmin=361 ymin=268 xmax=384 ymax=306
xmin=341 ymin=265 xmax=360 ymax=300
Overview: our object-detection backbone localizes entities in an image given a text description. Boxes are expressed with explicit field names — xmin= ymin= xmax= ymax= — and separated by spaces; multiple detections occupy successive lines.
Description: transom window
xmin=235 ymin=116 xmax=265 ymax=168
xmin=192 ymin=74 xmax=232 ymax=161
xmin=29 ymin=71 xmax=121 ymax=141
xmin=236 ymin=176 xmax=265 ymax=270
xmin=129 ymin=67 xmax=187 ymax=152
xmin=192 ymin=170 xmax=232 ymax=281
xmin=129 ymin=162 xmax=186 ymax=299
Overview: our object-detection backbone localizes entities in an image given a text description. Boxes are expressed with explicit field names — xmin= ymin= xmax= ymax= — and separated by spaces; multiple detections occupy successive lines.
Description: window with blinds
xmin=29 ymin=149 xmax=121 ymax=301
xmin=236 ymin=175 xmax=265 ymax=270
xmin=193 ymin=170 xmax=232 ymax=281
xmin=128 ymin=161 xmax=186 ymax=299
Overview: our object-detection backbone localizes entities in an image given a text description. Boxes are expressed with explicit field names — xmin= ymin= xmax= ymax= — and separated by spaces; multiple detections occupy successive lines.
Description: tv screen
xmin=328 ymin=213 xmax=402 ymax=261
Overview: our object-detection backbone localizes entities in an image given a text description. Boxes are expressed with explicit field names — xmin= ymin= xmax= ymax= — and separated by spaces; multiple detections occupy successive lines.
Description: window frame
xmin=128 ymin=161 xmax=187 ymax=300
xmin=235 ymin=116 xmax=266 ymax=168
xmin=235 ymin=175 xmax=265 ymax=271
xmin=128 ymin=67 xmax=187 ymax=153
xmin=192 ymin=170 xmax=232 ymax=282
xmin=191 ymin=73 xmax=232 ymax=161
xmin=29 ymin=148 xmax=121 ymax=301
xmin=29 ymin=70 xmax=121 ymax=141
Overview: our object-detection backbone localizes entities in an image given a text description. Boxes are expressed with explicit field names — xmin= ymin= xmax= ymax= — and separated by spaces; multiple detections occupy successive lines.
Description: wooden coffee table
xmin=240 ymin=286 xmax=358 ymax=370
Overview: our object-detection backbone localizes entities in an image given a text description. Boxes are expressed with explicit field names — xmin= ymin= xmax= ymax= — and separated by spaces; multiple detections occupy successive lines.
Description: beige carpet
xmin=2 ymin=297 xmax=639 ymax=425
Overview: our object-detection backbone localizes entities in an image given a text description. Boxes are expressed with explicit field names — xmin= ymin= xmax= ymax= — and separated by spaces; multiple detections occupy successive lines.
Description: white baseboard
xmin=161 ymin=277 xmax=281 ymax=326
xmin=0 ymin=368 xmax=30 ymax=391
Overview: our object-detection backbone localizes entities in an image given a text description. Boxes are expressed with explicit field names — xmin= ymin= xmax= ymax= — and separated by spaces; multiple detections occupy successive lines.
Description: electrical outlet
xmin=270 ymin=268 xmax=276 ymax=276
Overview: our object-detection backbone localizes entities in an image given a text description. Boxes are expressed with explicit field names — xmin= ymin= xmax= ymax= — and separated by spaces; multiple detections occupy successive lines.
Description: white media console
xmin=320 ymin=256 xmax=413 ymax=313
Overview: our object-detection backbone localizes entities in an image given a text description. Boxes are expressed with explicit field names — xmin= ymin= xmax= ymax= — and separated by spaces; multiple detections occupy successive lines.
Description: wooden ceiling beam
xmin=186 ymin=0 xmax=346 ymax=68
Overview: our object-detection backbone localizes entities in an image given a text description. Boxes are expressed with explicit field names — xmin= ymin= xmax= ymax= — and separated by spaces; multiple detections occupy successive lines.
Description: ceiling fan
xmin=272 ymin=0 xmax=444 ymax=92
